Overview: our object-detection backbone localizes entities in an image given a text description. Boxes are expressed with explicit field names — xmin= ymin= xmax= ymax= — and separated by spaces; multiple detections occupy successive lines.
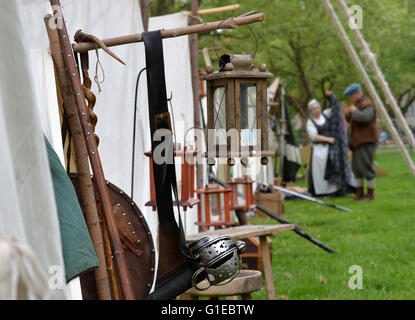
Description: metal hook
xmin=167 ymin=91 xmax=173 ymax=102
xmin=166 ymin=91 xmax=177 ymax=147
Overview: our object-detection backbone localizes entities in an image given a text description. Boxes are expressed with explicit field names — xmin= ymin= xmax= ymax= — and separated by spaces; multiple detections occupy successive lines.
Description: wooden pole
xmin=44 ymin=16 xmax=112 ymax=300
xmin=189 ymin=0 xmax=204 ymax=189
xmin=322 ymin=0 xmax=415 ymax=178
xmin=198 ymin=46 xmax=221 ymax=54
xmin=337 ymin=0 xmax=415 ymax=152
xmin=278 ymin=87 xmax=287 ymax=180
xmin=191 ymin=4 xmax=240 ymax=16
xmin=201 ymin=47 xmax=212 ymax=68
xmin=73 ymin=12 xmax=265 ymax=53
xmin=139 ymin=0 xmax=151 ymax=32
xmin=49 ymin=0 xmax=136 ymax=299
xmin=102 ymin=218 xmax=120 ymax=300
xmin=259 ymin=236 xmax=275 ymax=300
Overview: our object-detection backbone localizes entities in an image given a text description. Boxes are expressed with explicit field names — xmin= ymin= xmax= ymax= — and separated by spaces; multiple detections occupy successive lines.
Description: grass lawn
xmin=250 ymin=152 xmax=415 ymax=300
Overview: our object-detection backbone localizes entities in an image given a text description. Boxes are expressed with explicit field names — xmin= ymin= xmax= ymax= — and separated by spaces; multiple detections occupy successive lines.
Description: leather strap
xmin=142 ymin=31 xmax=202 ymax=299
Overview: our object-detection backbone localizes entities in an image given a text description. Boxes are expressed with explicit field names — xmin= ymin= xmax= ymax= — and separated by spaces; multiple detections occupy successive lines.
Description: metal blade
xmin=267 ymin=183 xmax=352 ymax=212
xmin=209 ymin=174 xmax=338 ymax=254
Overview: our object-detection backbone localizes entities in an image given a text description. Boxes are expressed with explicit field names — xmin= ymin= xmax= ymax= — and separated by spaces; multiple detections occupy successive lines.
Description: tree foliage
xmin=150 ymin=0 xmax=415 ymax=138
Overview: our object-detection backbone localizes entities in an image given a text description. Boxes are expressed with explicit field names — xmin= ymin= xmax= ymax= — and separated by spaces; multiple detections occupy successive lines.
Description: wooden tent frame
xmin=336 ymin=0 xmax=415 ymax=152
xmin=322 ymin=0 xmax=415 ymax=179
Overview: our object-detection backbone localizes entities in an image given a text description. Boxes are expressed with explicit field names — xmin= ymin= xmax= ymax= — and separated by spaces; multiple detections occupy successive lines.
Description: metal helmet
xmin=189 ymin=236 xmax=246 ymax=291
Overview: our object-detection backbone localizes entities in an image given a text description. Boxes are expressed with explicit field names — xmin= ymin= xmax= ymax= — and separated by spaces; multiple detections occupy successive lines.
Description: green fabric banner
xmin=45 ymin=138 xmax=98 ymax=282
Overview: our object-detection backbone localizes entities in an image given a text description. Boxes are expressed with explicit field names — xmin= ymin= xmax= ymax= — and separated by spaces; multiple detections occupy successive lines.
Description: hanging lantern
xmin=228 ymin=177 xmax=256 ymax=212
xmin=201 ymin=54 xmax=273 ymax=165
xmin=195 ymin=184 xmax=235 ymax=230
xmin=145 ymin=146 xmax=199 ymax=211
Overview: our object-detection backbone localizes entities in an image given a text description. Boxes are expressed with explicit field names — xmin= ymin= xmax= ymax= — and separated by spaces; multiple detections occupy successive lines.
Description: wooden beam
xmin=189 ymin=0 xmax=204 ymax=190
xmin=73 ymin=12 xmax=265 ymax=53
xmin=139 ymin=0 xmax=151 ymax=32
xmin=260 ymin=236 xmax=275 ymax=300
xmin=201 ymin=48 xmax=212 ymax=70
xmin=189 ymin=4 xmax=240 ymax=16
xmin=198 ymin=46 xmax=221 ymax=54
xmin=267 ymin=77 xmax=280 ymax=96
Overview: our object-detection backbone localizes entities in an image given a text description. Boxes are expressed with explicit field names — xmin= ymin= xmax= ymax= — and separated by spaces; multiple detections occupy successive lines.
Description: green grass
xmin=250 ymin=152 xmax=415 ymax=300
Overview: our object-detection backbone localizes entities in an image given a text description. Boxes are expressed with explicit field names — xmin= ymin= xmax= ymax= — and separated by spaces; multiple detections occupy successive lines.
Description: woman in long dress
xmin=306 ymin=98 xmax=341 ymax=196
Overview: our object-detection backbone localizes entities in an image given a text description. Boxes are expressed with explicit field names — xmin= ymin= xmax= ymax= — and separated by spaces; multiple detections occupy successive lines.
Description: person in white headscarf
xmin=306 ymin=97 xmax=341 ymax=196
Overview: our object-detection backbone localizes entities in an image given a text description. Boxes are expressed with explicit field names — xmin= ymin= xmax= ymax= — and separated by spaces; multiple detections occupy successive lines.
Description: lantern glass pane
xmin=240 ymin=83 xmax=257 ymax=146
xmin=210 ymin=193 xmax=223 ymax=219
xmin=213 ymin=86 xmax=226 ymax=130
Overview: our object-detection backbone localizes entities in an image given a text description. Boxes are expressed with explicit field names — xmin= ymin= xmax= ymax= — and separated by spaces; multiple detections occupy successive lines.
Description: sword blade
xmin=268 ymin=183 xmax=352 ymax=212
xmin=209 ymin=174 xmax=338 ymax=254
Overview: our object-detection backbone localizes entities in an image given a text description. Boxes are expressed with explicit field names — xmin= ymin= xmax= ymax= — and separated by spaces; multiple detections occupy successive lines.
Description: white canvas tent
xmin=2 ymin=0 xmax=270 ymax=299
xmin=0 ymin=0 xmax=67 ymax=300
xmin=17 ymin=0 xmax=199 ymax=297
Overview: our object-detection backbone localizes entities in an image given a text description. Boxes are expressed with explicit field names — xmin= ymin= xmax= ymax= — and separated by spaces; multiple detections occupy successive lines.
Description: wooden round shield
xmin=71 ymin=174 xmax=156 ymax=299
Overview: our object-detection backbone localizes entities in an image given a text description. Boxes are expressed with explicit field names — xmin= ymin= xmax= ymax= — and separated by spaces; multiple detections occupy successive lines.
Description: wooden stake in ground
xmin=337 ymin=0 xmax=415 ymax=152
xmin=44 ymin=15 xmax=112 ymax=300
xmin=322 ymin=0 xmax=415 ymax=179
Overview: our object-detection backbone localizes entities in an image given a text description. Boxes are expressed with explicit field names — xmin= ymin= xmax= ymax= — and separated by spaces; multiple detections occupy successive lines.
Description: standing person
xmin=344 ymin=84 xmax=378 ymax=201
xmin=306 ymin=98 xmax=340 ymax=196
xmin=325 ymin=93 xmax=357 ymax=195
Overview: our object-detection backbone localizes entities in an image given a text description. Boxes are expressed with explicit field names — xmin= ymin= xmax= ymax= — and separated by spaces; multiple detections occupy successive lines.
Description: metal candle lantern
xmin=195 ymin=184 xmax=235 ymax=230
xmin=228 ymin=177 xmax=256 ymax=211
xmin=201 ymin=54 xmax=273 ymax=165
xmin=144 ymin=146 xmax=199 ymax=212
